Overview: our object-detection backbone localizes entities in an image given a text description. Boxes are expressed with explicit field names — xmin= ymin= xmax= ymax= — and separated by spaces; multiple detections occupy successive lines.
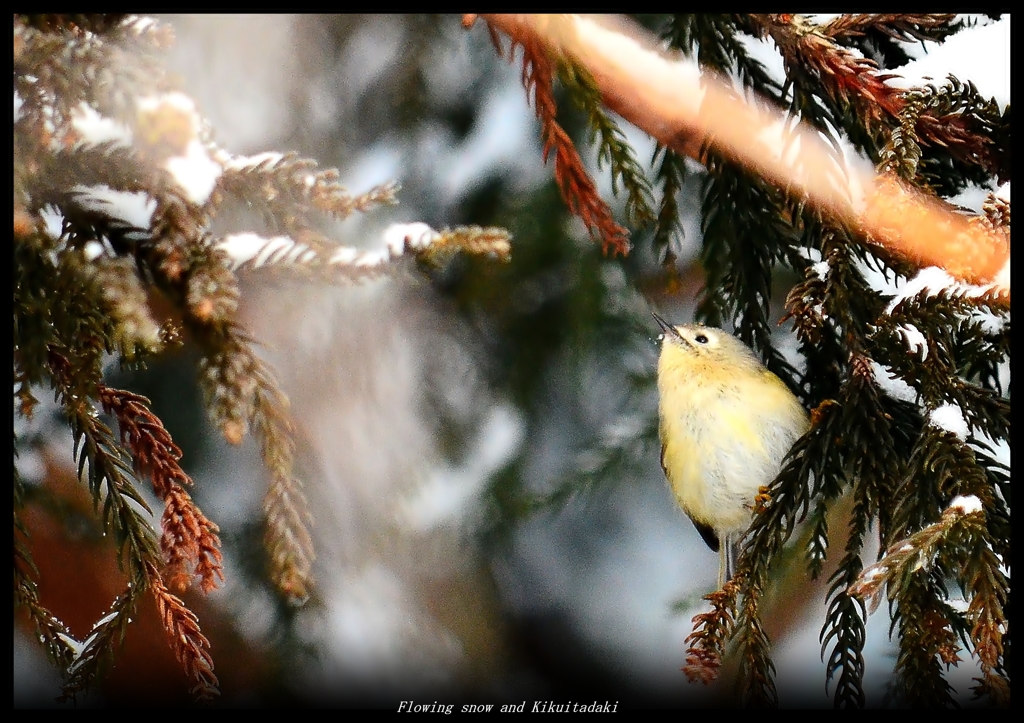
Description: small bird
xmin=653 ymin=312 xmax=809 ymax=588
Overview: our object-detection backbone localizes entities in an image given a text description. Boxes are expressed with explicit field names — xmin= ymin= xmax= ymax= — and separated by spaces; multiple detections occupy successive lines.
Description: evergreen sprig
xmin=558 ymin=60 xmax=657 ymax=230
xmin=13 ymin=13 xmax=511 ymax=701
xmin=850 ymin=490 xmax=1007 ymax=706
xmin=820 ymin=14 xmax=960 ymax=47
xmin=495 ymin=27 xmax=631 ymax=255
xmin=664 ymin=14 xmax=786 ymax=104
xmin=482 ymin=13 xmax=1008 ymax=705
xmin=684 ymin=578 xmax=741 ymax=686
xmin=697 ymin=152 xmax=802 ymax=383
xmin=650 ymin=144 xmax=689 ymax=267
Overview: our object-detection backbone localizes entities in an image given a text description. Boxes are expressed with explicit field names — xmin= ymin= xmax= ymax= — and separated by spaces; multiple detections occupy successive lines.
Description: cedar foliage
xmin=13 ymin=13 xmax=1010 ymax=707
xmin=477 ymin=13 xmax=1009 ymax=707
xmin=13 ymin=14 xmax=510 ymax=702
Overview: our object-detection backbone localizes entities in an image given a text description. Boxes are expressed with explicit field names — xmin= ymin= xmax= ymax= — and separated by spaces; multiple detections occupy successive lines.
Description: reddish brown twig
xmin=474 ymin=14 xmax=1009 ymax=291
xmin=488 ymin=21 xmax=631 ymax=256
xmin=100 ymin=386 xmax=224 ymax=593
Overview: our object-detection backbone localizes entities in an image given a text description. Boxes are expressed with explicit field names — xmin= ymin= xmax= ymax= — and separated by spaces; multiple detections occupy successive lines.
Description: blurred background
xmin=13 ymin=14 xmax=1007 ymax=708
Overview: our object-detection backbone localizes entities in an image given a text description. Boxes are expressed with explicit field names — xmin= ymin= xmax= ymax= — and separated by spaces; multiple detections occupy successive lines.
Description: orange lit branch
xmin=471 ymin=14 xmax=1009 ymax=293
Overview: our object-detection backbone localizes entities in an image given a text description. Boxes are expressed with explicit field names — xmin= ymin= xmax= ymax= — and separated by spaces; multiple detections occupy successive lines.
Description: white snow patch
xmin=895 ymin=323 xmax=928 ymax=361
xmin=885 ymin=266 xmax=997 ymax=314
xmin=71 ymin=185 xmax=156 ymax=229
xmin=886 ymin=17 xmax=1010 ymax=109
xmin=222 ymin=151 xmax=285 ymax=171
xmin=869 ymin=360 xmax=918 ymax=403
xmin=382 ymin=222 xmax=438 ymax=254
xmin=928 ymin=402 xmax=969 ymax=440
xmin=70 ymin=102 xmax=133 ymax=148
xmin=329 ymin=246 xmax=360 ymax=265
xmin=216 ymin=233 xmax=315 ymax=269
xmin=166 ymin=140 xmax=222 ymax=205
xmin=948 ymin=494 xmax=982 ymax=515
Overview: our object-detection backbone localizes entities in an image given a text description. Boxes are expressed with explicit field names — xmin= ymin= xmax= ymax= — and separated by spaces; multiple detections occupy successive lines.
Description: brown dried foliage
xmin=99 ymin=386 xmax=224 ymax=593
xmin=819 ymin=13 xmax=956 ymax=43
xmin=146 ymin=561 xmax=220 ymax=700
xmin=683 ymin=577 xmax=741 ymax=684
xmin=476 ymin=14 xmax=1008 ymax=288
xmin=41 ymin=348 xmax=222 ymax=700
xmin=752 ymin=13 xmax=1000 ymax=174
xmin=194 ymin=324 xmax=315 ymax=603
xmin=970 ymin=588 xmax=1010 ymax=704
xmin=495 ymin=23 xmax=631 ymax=256
xmin=253 ymin=373 xmax=316 ymax=603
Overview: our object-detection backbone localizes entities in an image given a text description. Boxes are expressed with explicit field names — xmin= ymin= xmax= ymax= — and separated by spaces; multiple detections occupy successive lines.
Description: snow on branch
xmin=471 ymin=14 xmax=1009 ymax=293
xmin=14 ymin=14 xmax=515 ymax=703
xmin=849 ymin=493 xmax=985 ymax=606
xmin=215 ymin=223 xmax=511 ymax=278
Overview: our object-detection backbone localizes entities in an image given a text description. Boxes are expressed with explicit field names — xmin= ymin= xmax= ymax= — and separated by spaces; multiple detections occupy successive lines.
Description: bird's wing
xmin=660 ymin=430 xmax=720 ymax=553
xmin=687 ymin=511 xmax=720 ymax=553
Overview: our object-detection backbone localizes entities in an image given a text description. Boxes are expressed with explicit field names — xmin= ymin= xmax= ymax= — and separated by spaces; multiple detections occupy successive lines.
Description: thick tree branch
xmin=472 ymin=14 xmax=1009 ymax=293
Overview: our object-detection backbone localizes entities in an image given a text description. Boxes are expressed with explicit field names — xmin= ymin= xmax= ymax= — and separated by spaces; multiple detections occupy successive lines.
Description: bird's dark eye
xmin=694 ymin=334 xmax=709 ymax=344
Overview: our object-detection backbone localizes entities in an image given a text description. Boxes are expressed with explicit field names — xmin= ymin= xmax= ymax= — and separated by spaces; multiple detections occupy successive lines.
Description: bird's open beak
xmin=651 ymin=311 xmax=679 ymax=340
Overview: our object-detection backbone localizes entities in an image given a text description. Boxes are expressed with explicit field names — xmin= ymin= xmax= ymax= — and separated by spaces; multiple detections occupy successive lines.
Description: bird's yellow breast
xmin=657 ymin=341 xmax=807 ymax=534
